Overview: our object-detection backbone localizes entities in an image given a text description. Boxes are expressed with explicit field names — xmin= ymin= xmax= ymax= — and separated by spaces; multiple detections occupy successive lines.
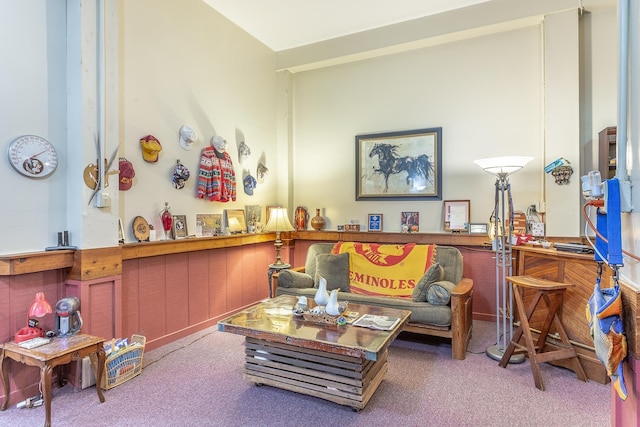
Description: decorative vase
xmin=160 ymin=202 xmax=173 ymax=240
xmin=325 ymin=289 xmax=340 ymax=316
xmin=310 ymin=208 xmax=326 ymax=231
xmin=314 ymin=276 xmax=329 ymax=308
xmin=294 ymin=206 xmax=308 ymax=231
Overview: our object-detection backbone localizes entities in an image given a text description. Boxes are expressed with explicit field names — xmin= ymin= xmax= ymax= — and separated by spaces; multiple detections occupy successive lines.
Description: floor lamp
xmin=474 ymin=156 xmax=532 ymax=363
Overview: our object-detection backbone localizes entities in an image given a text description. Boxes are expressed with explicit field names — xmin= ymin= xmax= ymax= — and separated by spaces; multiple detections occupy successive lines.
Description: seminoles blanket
xmin=331 ymin=242 xmax=436 ymax=298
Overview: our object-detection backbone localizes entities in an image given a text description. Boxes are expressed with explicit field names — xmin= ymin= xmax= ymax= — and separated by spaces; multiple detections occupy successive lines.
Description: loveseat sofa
xmin=272 ymin=242 xmax=474 ymax=360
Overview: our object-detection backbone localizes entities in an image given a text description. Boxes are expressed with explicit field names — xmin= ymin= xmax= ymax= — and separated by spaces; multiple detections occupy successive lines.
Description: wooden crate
xmin=243 ymin=337 xmax=387 ymax=410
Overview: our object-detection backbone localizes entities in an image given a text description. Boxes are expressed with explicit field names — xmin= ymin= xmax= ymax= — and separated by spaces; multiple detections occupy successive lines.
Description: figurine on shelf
xmin=160 ymin=202 xmax=173 ymax=240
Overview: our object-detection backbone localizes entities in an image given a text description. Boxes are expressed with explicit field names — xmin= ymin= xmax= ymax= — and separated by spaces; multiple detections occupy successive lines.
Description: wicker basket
xmin=90 ymin=334 xmax=146 ymax=390
xmin=302 ymin=311 xmax=340 ymax=325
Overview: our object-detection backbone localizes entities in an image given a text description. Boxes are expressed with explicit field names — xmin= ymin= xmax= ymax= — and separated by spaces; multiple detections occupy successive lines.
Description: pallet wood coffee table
xmin=218 ymin=295 xmax=410 ymax=410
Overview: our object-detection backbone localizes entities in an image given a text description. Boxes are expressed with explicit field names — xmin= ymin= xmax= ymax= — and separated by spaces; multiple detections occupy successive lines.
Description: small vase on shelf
xmin=310 ymin=208 xmax=326 ymax=231
xmin=160 ymin=202 xmax=173 ymax=240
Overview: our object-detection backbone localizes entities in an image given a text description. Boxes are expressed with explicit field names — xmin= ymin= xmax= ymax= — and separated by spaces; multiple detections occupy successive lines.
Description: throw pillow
xmin=314 ymin=253 xmax=350 ymax=292
xmin=427 ymin=280 xmax=456 ymax=305
xmin=411 ymin=263 xmax=444 ymax=302
xmin=277 ymin=270 xmax=314 ymax=289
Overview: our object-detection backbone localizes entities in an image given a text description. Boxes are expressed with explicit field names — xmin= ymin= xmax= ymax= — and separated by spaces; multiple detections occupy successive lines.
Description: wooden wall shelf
xmin=0 ymin=250 xmax=75 ymax=276
xmin=121 ymin=233 xmax=275 ymax=260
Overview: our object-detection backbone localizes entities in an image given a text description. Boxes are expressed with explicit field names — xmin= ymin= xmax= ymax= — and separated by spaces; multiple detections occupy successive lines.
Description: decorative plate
xmin=132 ymin=216 xmax=150 ymax=242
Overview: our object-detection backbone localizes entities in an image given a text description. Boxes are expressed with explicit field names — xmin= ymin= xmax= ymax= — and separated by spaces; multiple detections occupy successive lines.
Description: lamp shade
xmin=264 ymin=208 xmax=295 ymax=232
xmin=28 ymin=292 xmax=52 ymax=318
xmin=473 ymin=156 xmax=533 ymax=176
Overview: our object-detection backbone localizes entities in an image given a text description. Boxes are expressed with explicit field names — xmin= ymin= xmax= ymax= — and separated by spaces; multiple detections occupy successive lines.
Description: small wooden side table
xmin=498 ymin=275 xmax=587 ymax=391
xmin=0 ymin=334 xmax=106 ymax=427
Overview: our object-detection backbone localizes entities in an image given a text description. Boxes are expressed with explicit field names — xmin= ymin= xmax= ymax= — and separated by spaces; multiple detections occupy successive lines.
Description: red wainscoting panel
xmin=122 ymin=259 xmax=140 ymax=338
xmin=209 ymin=249 xmax=227 ymax=317
xmin=137 ymin=256 xmax=167 ymax=342
xmin=187 ymin=251 xmax=210 ymax=325
xmin=165 ymin=253 xmax=189 ymax=332
xmin=0 ymin=270 xmax=66 ymax=406
xmin=457 ymin=246 xmax=496 ymax=322
xmin=65 ymin=275 xmax=122 ymax=340
xmin=120 ymin=242 xmax=272 ymax=351
xmin=225 ymin=246 xmax=244 ymax=310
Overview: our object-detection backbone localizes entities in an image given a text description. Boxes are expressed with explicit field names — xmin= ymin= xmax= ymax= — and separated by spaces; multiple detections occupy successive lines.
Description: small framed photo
xmin=401 ymin=212 xmax=419 ymax=233
xmin=225 ymin=209 xmax=247 ymax=234
xmin=444 ymin=200 xmax=470 ymax=232
xmin=469 ymin=223 xmax=488 ymax=235
xmin=245 ymin=205 xmax=262 ymax=232
xmin=172 ymin=215 xmax=188 ymax=239
xmin=196 ymin=213 xmax=222 ymax=237
xmin=368 ymin=214 xmax=383 ymax=232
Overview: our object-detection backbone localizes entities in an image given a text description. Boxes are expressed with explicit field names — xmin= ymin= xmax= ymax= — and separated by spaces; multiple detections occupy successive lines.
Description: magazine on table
xmin=352 ymin=314 xmax=401 ymax=331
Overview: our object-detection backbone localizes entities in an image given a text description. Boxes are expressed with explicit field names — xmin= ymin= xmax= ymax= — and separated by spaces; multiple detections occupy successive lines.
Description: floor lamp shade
xmin=474 ymin=155 xmax=532 ymax=364
xmin=264 ymin=208 xmax=295 ymax=267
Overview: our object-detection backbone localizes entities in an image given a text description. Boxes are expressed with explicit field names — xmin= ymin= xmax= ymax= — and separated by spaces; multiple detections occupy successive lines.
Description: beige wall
xmin=119 ymin=0 xmax=278 ymax=240
xmin=288 ymin=11 xmax=618 ymax=234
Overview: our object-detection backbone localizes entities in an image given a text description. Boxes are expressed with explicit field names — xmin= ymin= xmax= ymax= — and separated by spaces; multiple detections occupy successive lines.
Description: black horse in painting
xmin=369 ymin=143 xmax=433 ymax=193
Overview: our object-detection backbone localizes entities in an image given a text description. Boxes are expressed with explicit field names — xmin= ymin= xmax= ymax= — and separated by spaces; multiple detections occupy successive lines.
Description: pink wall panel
xmin=209 ymin=249 xmax=227 ymax=316
xmin=255 ymin=244 xmax=270 ymax=300
xmin=165 ymin=253 xmax=189 ymax=332
xmin=137 ymin=257 xmax=167 ymax=341
xmin=122 ymin=259 xmax=140 ymax=338
xmin=458 ymin=247 xmax=496 ymax=321
xmin=87 ymin=281 xmax=116 ymax=339
xmin=242 ymin=246 xmax=258 ymax=305
xmin=187 ymin=251 xmax=209 ymax=324
xmin=225 ymin=247 xmax=244 ymax=310
xmin=0 ymin=277 xmax=11 ymax=343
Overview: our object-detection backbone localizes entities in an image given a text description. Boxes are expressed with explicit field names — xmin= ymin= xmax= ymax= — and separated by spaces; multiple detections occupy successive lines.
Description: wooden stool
xmin=498 ymin=275 xmax=587 ymax=391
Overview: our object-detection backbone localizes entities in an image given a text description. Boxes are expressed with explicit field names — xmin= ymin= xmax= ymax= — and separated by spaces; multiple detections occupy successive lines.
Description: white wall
xmin=0 ymin=0 xmax=68 ymax=254
xmin=291 ymin=26 xmax=543 ymax=232
xmin=119 ymin=0 xmax=278 ymax=241
xmin=289 ymin=8 xmax=618 ymax=236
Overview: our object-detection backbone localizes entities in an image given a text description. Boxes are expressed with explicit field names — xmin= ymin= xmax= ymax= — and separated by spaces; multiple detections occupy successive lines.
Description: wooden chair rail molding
xmin=0 ymin=231 xmax=588 ymax=276
xmin=0 ymin=250 xmax=74 ymax=276
xmin=0 ymin=234 xmax=275 ymax=277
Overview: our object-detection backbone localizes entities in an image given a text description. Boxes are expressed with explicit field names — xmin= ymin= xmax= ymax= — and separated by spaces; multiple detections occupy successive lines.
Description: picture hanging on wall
xmin=356 ymin=127 xmax=442 ymax=200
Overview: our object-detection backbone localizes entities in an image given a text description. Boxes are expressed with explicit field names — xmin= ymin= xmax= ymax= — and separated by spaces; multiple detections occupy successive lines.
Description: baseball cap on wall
xmin=243 ymin=174 xmax=257 ymax=196
xmin=140 ymin=135 xmax=162 ymax=162
xmin=119 ymin=158 xmax=135 ymax=191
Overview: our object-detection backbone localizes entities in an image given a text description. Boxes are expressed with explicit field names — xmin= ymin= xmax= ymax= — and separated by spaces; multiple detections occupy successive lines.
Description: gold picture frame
xmin=225 ymin=209 xmax=247 ymax=234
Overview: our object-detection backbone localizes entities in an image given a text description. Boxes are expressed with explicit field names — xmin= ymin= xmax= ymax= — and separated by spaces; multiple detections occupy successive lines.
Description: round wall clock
xmin=7 ymin=135 xmax=58 ymax=178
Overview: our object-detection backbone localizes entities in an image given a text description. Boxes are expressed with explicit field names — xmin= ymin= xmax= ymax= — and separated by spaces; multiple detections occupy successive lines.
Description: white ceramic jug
xmin=314 ymin=276 xmax=329 ymax=307
xmin=325 ymin=289 xmax=341 ymax=316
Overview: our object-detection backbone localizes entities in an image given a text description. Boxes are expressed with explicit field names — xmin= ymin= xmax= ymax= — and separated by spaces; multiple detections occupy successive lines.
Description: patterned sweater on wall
xmin=197 ymin=147 xmax=236 ymax=202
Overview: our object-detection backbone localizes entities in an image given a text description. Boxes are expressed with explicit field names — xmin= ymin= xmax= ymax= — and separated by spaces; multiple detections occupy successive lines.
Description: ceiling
xmin=202 ymin=0 xmax=491 ymax=51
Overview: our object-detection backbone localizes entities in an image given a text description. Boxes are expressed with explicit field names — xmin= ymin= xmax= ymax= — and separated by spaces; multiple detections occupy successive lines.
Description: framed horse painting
xmin=355 ymin=127 xmax=442 ymax=200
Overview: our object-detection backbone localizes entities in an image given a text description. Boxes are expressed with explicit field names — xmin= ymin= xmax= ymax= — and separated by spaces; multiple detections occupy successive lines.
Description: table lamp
xmin=264 ymin=208 xmax=295 ymax=268
xmin=474 ymin=155 xmax=532 ymax=364
xmin=14 ymin=292 xmax=53 ymax=343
